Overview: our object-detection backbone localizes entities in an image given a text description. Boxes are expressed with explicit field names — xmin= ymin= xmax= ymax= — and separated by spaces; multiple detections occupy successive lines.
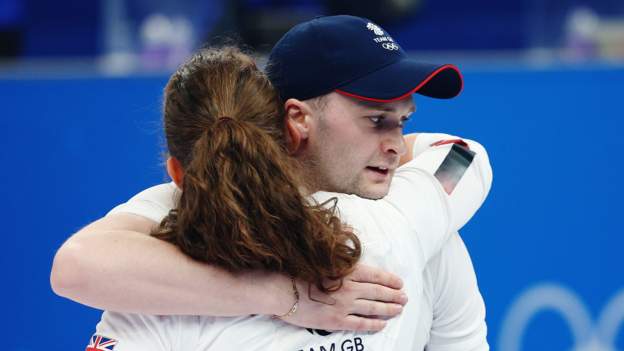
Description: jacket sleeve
xmin=385 ymin=133 xmax=493 ymax=263
xmin=425 ymin=233 xmax=489 ymax=351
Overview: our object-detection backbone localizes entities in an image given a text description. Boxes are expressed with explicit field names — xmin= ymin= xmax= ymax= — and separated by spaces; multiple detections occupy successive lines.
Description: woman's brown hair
xmin=152 ymin=47 xmax=361 ymax=293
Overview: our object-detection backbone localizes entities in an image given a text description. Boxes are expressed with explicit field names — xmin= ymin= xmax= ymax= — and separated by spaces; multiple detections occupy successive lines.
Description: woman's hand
xmin=279 ymin=264 xmax=407 ymax=332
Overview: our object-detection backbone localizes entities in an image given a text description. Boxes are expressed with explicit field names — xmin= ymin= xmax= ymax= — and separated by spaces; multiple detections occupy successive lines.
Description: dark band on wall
xmin=434 ymin=143 xmax=476 ymax=194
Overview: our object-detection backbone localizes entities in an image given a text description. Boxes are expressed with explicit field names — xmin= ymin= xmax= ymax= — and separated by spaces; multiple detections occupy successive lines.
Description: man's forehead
xmin=354 ymin=97 xmax=416 ymax=114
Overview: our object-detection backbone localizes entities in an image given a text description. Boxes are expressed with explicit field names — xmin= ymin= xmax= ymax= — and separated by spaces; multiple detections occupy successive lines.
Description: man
xmin=51 ymin=15 xmax=491 ymax=349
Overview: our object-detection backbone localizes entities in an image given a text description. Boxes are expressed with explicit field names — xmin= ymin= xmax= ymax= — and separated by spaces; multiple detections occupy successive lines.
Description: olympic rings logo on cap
xmin=498 ymin=283 xmax=624 ymax=351
xmin=382 ymin=43 xmax=399 ymax=51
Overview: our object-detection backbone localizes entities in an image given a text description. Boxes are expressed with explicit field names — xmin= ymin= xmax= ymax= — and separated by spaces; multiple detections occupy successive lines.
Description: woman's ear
xmin=166 ymin=156 xmax=184 ymax=187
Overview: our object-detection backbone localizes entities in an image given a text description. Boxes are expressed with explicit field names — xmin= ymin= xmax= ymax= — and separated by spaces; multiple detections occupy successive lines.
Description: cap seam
xmin=305 ymin=18 xmax=335 ymax=99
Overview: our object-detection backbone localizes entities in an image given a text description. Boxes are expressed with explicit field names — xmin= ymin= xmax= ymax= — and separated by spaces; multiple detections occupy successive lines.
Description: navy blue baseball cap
xmin=266 ymin=15 xmax=463 ymax=103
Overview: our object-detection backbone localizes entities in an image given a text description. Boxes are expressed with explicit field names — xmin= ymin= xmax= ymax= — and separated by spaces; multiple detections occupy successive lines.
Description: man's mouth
xmin=366 ymin=166 xmax=390 ymax=175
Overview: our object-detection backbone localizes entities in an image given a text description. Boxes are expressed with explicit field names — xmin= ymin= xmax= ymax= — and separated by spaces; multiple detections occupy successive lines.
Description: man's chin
xmin=356 ymin=169 xmax=394 ymax=199
xmin=355 ymin=183 xmax=391 ymax=200
xmin=326 ymin=177 xmax=392 ymax=199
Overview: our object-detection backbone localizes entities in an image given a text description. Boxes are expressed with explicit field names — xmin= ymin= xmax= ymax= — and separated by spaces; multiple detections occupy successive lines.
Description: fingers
xmin=351 ymin=299 xmax=404 ymax=318
xmin=280 ymin=267 xmax=407 ymax=333
xmin=343 ymin=315 xmax=387 ymax=332
xmin=349 ymin=264 xmax=403 ymax=289
xmin=353 ymin=282 xmax=408 ymax=305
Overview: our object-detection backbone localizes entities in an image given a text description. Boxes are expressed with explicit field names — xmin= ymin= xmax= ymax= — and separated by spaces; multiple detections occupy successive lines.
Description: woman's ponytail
xmin=154 ymin=116 xmax=361 ymax=292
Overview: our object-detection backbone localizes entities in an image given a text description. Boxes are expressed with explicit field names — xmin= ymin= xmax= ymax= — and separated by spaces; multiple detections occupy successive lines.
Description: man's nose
xmin=382 ymin=128 xmax=407 ymax=157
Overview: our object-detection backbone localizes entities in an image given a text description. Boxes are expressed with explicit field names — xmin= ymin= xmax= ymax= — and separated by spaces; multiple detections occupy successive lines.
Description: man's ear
xmin=284 ymin=98 xmax=313 ymax=155
xmin=166 ymin=156 xmax=184 ymax=187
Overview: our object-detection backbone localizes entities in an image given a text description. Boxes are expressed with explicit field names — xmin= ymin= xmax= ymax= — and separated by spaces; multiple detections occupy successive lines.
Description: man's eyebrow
xmin=356 ymin=100 xmax=416 ymax=114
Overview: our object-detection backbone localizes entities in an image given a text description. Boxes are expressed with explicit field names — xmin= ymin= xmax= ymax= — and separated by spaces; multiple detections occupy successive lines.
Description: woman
xmin=90 ymin=46 xmax=492 ymax=350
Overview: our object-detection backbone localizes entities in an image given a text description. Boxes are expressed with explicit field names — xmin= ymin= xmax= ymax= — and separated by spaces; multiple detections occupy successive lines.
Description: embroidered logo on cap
xmin=366 ymin=22 xmax=384 ymax=36
xmin=367 ymin=22 xmax=399 ymax=51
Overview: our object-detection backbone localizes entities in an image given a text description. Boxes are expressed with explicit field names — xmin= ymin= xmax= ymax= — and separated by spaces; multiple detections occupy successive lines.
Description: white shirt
xmin=96 ymin=133 xmax=492 ymax=350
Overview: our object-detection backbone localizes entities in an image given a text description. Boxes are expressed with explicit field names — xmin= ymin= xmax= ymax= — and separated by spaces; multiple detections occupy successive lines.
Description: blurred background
xmin=1 ymin=0 xmax=623 ymax=350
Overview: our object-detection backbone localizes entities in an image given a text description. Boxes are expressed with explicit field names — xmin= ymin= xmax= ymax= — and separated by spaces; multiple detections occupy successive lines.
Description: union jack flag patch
xmin=86 ymin=334 xmax=118 ymax=351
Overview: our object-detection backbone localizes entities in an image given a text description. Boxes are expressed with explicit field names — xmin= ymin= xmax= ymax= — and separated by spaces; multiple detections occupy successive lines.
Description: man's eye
xmin=369 ymin=116 xmax=384 ymax=125
xmin=399 ymin=116 xmax=411 ymax=127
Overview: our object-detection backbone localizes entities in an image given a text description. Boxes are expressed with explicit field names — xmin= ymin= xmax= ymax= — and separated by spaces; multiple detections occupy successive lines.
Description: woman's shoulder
xmin=107 ymin=182 xmax=180 ymax=223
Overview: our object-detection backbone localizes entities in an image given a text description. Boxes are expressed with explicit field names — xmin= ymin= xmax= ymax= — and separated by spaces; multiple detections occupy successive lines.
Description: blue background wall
xmin=2 ymin=65 xmax=622 ymax=350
